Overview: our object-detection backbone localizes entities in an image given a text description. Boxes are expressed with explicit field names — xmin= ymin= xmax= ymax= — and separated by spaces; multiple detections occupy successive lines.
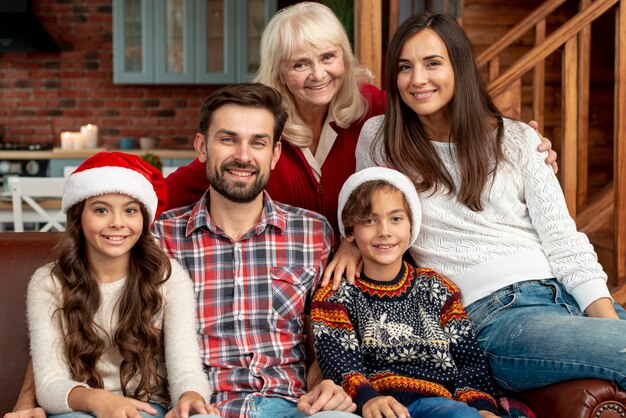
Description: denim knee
xmin=407 ymin=397 xmax=481 ymax=418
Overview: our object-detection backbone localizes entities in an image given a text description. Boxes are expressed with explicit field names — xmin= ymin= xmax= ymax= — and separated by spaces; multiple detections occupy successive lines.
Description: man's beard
xmin=207 ymin=160 xmax=269 ymax=203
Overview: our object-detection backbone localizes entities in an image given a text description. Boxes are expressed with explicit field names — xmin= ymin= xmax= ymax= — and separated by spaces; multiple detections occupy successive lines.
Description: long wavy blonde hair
xmin=254 ymin=2 xmax=372 ymax=147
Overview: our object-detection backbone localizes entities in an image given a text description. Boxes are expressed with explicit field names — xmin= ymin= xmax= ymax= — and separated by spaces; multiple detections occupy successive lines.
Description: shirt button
xmin=235 ymin=276 xmax=242 ymax=285
xmin=238 ymin=314 xmax=244 ymax=321
xmin=234 ymin=242 xmax=242 ymax=249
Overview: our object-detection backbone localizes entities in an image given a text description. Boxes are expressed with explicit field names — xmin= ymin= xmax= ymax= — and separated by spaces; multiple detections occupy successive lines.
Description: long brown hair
xmin=51 ymin=200 xmax=171 ymax=399
xmin=375 ymin=12 xmax=504 ymax=210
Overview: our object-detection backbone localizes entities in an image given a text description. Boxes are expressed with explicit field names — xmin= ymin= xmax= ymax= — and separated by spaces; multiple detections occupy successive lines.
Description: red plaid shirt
xmin=153 ymin=191 xmax=333 ymax=418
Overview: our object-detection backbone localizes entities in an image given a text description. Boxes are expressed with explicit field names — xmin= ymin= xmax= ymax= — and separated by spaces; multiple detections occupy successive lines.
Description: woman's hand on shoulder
xmin=528 ymin=120 xmax=558 ymax=174
xmin=166 ymin=392 xmax=220 ymax=418
xmin=362 ymin=396 xmax=409 ymax=418
xmin=321 ymin=239 xmax=362 ymax=290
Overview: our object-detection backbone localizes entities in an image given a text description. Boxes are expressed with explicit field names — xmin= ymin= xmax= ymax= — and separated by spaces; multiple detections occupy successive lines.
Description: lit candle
xmin=80 ymin=124 xmax=98 ymax=148
xmin=71 ymin=132 xmax=84 ymax=149
xmin=60 ymin=131 xmax=72 ymax=149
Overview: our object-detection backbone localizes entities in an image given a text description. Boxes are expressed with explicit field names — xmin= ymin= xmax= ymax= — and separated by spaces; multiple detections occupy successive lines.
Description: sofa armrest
xmin=521 ymin=379 xmax=626 ymax=418
xmin=0 ymin=232 xmax=62 ymax=414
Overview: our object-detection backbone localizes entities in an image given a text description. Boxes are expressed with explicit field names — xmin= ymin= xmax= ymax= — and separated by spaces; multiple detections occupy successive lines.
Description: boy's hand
xmin=297 ymin=379 xmax=356 ymax=415
xmin=362 ymin=396 xmax=409 ymax=418
xmin=478 ymin=410 xmax=500 ymax=418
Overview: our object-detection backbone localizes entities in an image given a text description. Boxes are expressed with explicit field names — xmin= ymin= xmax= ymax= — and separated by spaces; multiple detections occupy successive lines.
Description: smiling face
xmin=280 ymin=45 xmax=346 ymax=114
xmin=195 ymin=104 xmax=282 ymax=204
xmin=396 ymin=29 xmax=455 ymax=126
xmin=81 ymin=193 xmax=143 ymax=269
xmin=347 ymin=187 xmax=412 ymax=281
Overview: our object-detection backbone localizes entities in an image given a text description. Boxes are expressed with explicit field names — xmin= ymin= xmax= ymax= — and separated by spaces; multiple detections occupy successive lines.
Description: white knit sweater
xmin=356 ymin=115 xmax=610 ymax=311
xmin=27 ymin=259 xmax=211 ymax=414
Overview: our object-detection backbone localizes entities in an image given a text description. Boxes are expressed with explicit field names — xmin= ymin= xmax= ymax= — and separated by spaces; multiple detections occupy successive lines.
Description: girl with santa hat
xmin=27 ymin=152 xmax=218 ymax=418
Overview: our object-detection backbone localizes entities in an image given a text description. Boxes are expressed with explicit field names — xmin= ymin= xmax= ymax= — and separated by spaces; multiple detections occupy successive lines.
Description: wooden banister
xmin=562 ymin=37 xmax=578 ymax=218
xmin=476 ymin=0 xmax=567 ymax=68
xmin=532 ymin=19 xmax=546 ymax=132
xmin=487 ymin=0 xmax=619 ymax=98
xmin=615 ymin=1 xmax=626 ymax=286
xmin=355 ymin=0 xmax=383 ymax=88
xmin=577 ymin=0 xmax=592 ymax=208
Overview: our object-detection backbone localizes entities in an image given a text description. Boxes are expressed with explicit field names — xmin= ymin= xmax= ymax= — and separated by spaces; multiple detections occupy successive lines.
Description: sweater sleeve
xmin=164 ymin=157 xmax=209 ymax=210
xmin=355 ymin=115 xmax=385 ymax=172
xmin=27 ymin=264 xmax=89 ymax=414
xmin=311 ymin=284 xmax=380 ymax=414
xmin=509 ymin=122 xmax=610 ymax=311
xmin=437 ymin=276 xmax=498 ymax=414
xmin=163 ymin=259 xmax=212 ymax=404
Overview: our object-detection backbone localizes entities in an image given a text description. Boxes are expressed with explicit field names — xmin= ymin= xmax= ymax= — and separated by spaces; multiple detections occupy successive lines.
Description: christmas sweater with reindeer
xmin=312 ymin=261 xmax=498 ymax=415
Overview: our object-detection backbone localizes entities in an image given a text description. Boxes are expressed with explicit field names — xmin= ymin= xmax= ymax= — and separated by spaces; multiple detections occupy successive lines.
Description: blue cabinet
xmin=49 ymin=156 xmax=194 ymax=177
xmin=113 ymin=0 xmax=277 ymax=84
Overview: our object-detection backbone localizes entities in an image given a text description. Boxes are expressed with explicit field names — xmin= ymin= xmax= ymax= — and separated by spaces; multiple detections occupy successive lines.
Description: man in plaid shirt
xmin=153 ymin=84 xmax=359 ymax=418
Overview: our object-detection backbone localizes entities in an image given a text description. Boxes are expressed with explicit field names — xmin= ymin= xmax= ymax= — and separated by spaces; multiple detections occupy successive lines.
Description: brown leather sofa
xmin=1 ymin=232 xmax=626 ymax=417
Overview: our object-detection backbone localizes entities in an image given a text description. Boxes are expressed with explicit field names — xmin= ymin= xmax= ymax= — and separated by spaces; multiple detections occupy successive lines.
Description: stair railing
xmin=476 ymin=0 xmax=625 ymax=287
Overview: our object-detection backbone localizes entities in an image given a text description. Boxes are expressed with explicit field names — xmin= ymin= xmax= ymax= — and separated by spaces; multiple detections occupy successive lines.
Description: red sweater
xmin=165 ymin=84 xmax=387 ymax=235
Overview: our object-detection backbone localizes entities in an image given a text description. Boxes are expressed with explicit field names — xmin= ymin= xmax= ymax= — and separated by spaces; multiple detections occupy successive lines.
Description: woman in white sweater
xmin=332 ymin=12 xmax=626 ymax=393
xmin=27 ymin=152 xmax=219 ymax=417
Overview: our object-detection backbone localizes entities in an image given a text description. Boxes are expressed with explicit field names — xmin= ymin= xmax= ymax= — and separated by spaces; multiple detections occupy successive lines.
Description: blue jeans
xmin=407 ymin=397 xmax=481 ymax=418
xmin=466 ymin=278 xmax=626 ymax=391
xmin=248 ymin=396 xmax=360 ymax=418
xmin=47 ymin=403 xmax=167 ymax=418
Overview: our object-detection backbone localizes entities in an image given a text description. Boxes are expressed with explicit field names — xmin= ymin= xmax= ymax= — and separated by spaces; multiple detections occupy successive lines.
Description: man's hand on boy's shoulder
xmin=322 ymin=239 xmax=362 ymax=290
xmin=297 ymin=379 xmax=356 ymax=415
xmin=3 ymin=408 xmax=46 ymax=418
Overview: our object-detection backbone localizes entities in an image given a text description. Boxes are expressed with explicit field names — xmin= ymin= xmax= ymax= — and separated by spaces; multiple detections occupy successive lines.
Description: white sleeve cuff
xmin=569 ymin=278 xmax=612 ymax=312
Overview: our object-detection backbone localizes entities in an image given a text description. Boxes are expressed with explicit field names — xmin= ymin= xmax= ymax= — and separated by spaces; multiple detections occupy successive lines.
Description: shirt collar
xmin=185 ymin=189 xmax=287 ymax=239
xmin=301 ymin=112 xmax=338 ymax=181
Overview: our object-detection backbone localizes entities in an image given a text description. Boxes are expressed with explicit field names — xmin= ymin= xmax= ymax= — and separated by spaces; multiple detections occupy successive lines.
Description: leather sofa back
xmin=0 ymin=232 xmax=61 ymax=414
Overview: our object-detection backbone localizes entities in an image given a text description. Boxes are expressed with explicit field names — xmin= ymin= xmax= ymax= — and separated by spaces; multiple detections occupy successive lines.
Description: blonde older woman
xmin=165 ymin=2 xmax=386 ymax=238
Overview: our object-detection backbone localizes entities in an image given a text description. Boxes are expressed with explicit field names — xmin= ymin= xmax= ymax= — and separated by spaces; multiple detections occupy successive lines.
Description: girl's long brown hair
xmin=52 ymin=201 xmax=171 ymax=399
xmin=375 ymin=12 xmax=504 ymax=211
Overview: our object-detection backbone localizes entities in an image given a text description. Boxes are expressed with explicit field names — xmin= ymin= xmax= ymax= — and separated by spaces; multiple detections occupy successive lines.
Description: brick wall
xmin=0 ymin=0 xmax=220 ymax=149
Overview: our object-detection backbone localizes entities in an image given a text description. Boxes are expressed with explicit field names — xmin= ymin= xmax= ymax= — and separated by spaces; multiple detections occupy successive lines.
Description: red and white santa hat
xmin=62 ymin=151 xmax=167 ymax=223
xmin=337 ymin=166 xmax=422 ymax=248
